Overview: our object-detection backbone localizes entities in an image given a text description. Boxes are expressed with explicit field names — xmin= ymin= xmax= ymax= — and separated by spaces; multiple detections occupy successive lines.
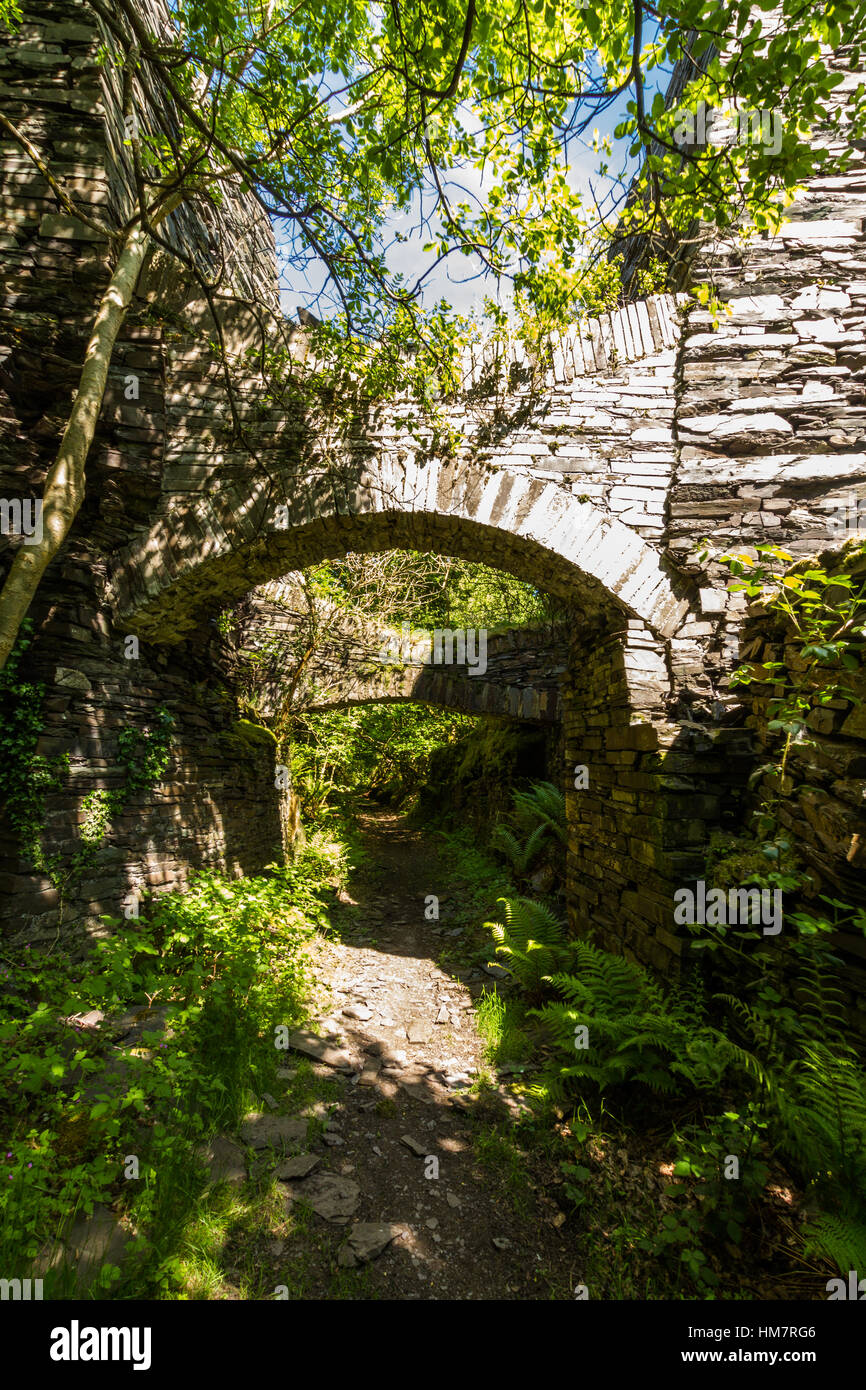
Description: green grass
xmin=475 ymin=987 xmax=532 ymax=1070
xmin=472 ymin=1126 xmax=532 ymax=1216
xmin=435 ymin=827 xmax=515 ymax=928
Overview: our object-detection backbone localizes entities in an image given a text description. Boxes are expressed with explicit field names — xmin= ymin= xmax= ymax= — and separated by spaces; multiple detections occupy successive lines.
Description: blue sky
xmin=274 ymin=89 xmax=651 ymax=323
xmin=272 ymin=21 xmax=676 ymax=325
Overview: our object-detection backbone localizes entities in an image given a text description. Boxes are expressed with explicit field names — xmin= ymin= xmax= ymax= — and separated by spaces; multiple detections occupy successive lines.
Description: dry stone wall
xmin=663 ymin=48 xmax=866 ymax=933
xmin=0 ymin=0 xmax=288 ymax=946
xmin=733 ymin=547 xmax=866 ymax=1022
xmin=562 ymin=619 xmax=756 ymax=972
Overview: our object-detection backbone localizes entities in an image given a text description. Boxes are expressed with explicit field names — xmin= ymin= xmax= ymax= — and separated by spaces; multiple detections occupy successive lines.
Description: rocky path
xmin=245 ymin=807 xmax=579 ymax=1299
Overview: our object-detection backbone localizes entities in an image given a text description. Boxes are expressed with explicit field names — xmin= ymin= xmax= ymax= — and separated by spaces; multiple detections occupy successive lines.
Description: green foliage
xmin=284 ymin=549 xmax=555 ymax=823
xmin=668 ymin=1109 xmax=771 ymax=1248
xmin=475 ymin=988 xmax=531 ymax=1070
xmin=482 ymin=874 xmax=866 ymax=1281
xmin=806 ymin=1212 xmax=866 ymax=1280
xmin=513 ymin=250 xmax=624 ymax=339
xmin=215 ymin=607 xmax=235 ymax=637
xmin=50 ymin=0 xmax=862 ymax=423
xmin=0 ymin=620 xmax=69 ymax=871
xmin=292 ymin=703 xmax=473 ymax=818
xmin=491 ymin=779 xmax=566 ymax=882
xmin=705 ymin=829 xmax=800 ymax=895
xmin=718 ymin=979 xmax=866 ymax=1274
xmin=643 ymin=1205 xmax=721 ymax=1293
xmin=486 ymin=896 xmax=568 ymax=998
xmin=781 ymin=1043 xmax=866 ymax=1196
xmin=306 ymin=554 xmax=550 ymax=633
xmin=511 ymin=781 xmax=567 ymax=844
xmin=685 ymin=542 xmax=866 ymax=1270
xmin=537 ymin=942 xmax=734 ymax=1097
xmin=0 ymin=834 xmax=349 ymax=1285
xmin=490 ymin=822 xmax=549 ymax=876
xmin=631 ymin=255 xmax=671 ymax=299
xmin=0 ymin=624 xmax=175 ymax=912
xmin=711 ymin=540 xmax=866 ymax=841
xmin=435 ymin=825 xmax=514 ymax=928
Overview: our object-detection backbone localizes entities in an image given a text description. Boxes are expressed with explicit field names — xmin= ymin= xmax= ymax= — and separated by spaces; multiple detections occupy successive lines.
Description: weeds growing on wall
xmin=0 ymin=619 xmax=69 ymax=874
xmin=716 ymin=539 xmax=866 ymax=846
xmin=0 ymin=621 xmax=176 ymax=921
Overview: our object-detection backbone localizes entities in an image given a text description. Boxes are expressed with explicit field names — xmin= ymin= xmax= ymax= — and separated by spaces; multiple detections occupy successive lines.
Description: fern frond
xmin=491 ymin=822 xmax=550 ymax=873
xmin=512 ymin=781 xmax=567 ymax=843
xmin=804 ymin=1211 xmax=866 ymax=1277
xmin=484 ymin=896 xmax=568 ymax=993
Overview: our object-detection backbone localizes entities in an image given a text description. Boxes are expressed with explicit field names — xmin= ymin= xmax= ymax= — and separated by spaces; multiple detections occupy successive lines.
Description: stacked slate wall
xmin=0 ymin=0 xmax=287 ymax=946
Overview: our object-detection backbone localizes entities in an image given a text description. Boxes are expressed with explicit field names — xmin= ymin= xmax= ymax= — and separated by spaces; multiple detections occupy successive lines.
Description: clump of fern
xmin=490 ymin=822 xmax=549 ymax=876
xmin=716 ymin=954 xmax=866 ymax=1278
xmin=788 ymin=1041 xmax=866 ymax=1275
xmin=534 ymin=943 xmax=736 ymax=1098
xmin=511 ymin=781 xmax=566 ymax=843
xmin=491 ymin=780 xmax=565 ymax=878
xmin=485 ymin=896 xmax=569 ymax=999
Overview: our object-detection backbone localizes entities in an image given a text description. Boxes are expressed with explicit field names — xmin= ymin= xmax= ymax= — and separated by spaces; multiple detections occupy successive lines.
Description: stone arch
xmin=241 ymin=586 xmax=567 ymax=723
xmin=109 ymin=456 xmax=695 ymax=645
xmin=300 ymin=675 xmax=560 ymax=722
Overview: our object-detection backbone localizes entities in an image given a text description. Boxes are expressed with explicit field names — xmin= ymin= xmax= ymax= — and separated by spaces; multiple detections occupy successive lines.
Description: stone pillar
xmin=562 ymin=621 xmax=753 ymax=973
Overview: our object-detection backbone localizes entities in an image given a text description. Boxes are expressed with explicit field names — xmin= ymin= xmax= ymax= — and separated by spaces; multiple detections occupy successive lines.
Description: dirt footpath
xmin=274 ymin=807 xmax=580 ymax=1299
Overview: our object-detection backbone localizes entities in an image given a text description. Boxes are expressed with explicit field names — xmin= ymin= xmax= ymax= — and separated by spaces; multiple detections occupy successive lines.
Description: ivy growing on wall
xmin=0 ymin=619 xmax=68 ymax=873
xmin=0 ymin=622 xmax=175 ymax=918
xmin=716 ymin=539 xmax=866 ymax=858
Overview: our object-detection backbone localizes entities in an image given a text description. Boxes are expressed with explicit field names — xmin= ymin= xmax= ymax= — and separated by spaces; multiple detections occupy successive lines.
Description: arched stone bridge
xmin=238 ymin=580 xmax=567 ymax=724
xmin=1 ymin=0 xmax=864 ymax=996
xmin=106 ymin=289 xmax=694 ymax=648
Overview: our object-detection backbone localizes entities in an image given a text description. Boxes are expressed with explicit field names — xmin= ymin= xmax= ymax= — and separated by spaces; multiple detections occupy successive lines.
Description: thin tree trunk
xmin=0 ymin=218 xmax=155 ymax=670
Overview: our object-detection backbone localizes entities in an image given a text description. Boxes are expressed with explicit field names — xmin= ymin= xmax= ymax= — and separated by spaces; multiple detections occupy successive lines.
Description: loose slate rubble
xmin=239 ymin=1114 xmax=308 ymax=1150
xmin=399 ymin=1073 xmax=451 ymax=1106
xmin=282 ymin=1172 xmax=361 ymax=1223
xmin=199 ymin=1136 xmax=247 ymax=1187
xmin=65 ymin=1205 xmax=132 ymax=1283
xmin=359 ymin=1056 xmax=382 ymax=1086
xmin=400 ymin=1135 xmax=429 ymax=1157
xmin=274 ymin=1153 xmax=321 ymax=1180
xmin=337 ymin=1222 xmax=405 ymax=1268
xmin=288 ymin=1030 xmax=355 ymax=1070
xmin=406 ymin=1018 xmax=433 ymax=1044
xmin=342 ymin=1004 xmax=372 ymax=1021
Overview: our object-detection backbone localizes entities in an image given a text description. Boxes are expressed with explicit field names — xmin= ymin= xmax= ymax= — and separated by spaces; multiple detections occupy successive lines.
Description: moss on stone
xmin=230 ymin=719 xmax=278 ymax=749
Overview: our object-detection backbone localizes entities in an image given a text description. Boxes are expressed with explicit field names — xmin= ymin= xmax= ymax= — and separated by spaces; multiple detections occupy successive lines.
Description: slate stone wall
xmin=562 ymin=618 xmax=756 ymax=973
xmin=235 ymin=582 xmax=566 ymax=723
xmin=664 ymin=47 xmax=866 ymax=942
xmin=0 ymin=0 xmax=288 ymax=947
xmin=733 ymin=547 xmax=866 ymax=1025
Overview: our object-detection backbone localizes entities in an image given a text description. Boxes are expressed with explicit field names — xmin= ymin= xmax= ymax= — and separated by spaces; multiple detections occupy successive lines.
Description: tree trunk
xmin=0 ymin=221 xmax=151 ymax=671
